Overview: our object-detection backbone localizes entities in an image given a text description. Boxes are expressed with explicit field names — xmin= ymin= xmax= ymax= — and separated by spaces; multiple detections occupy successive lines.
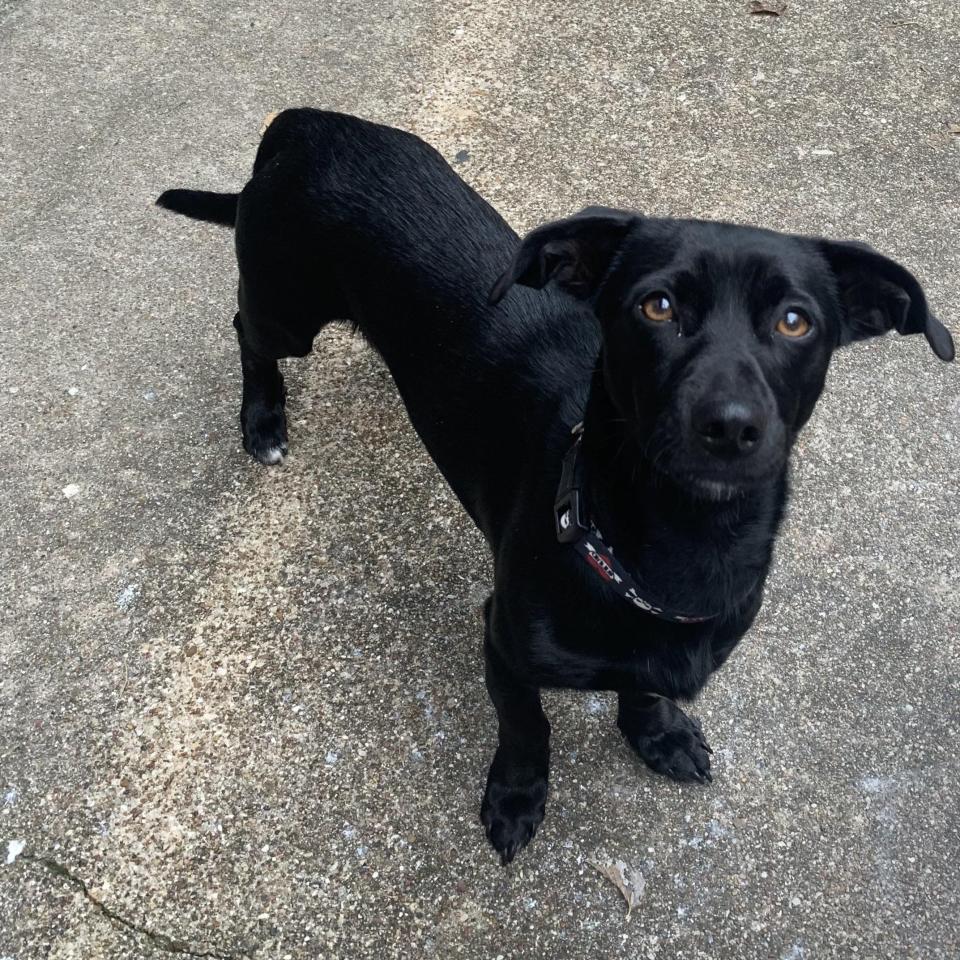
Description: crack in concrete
xmin=23 ymin=852 xmax=253 ymax=960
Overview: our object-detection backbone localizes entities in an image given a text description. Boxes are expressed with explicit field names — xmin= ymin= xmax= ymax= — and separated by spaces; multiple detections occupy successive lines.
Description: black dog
xmin=158 ymin=109 xmax=954 ymax=864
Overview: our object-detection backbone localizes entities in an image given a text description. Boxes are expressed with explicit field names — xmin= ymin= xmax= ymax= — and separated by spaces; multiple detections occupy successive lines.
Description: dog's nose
xmin=692 ymin=401 xmax=764 ymax=458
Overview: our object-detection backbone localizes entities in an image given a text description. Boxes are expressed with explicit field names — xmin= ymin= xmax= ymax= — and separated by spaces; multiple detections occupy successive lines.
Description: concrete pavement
xmin=1 ymin=0 xmax=958 ymax=957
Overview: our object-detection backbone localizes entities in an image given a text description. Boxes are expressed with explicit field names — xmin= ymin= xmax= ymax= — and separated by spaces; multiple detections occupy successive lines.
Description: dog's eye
xmin=776 ymin=309 xmax=812 ymax=339
xmin=638 ymin=294 xmax=674 ymax=323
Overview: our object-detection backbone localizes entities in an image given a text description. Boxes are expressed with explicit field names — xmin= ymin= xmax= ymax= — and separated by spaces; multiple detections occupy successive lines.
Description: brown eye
xmin=640 ymin=294 xmax=674 ymax=323
xmin=776 ymin=309 xmax=811 ymax=338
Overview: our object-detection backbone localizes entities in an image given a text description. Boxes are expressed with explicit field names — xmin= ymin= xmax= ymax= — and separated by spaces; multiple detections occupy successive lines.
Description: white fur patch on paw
xmin=260 ymin=446 xmax=285 ymax=465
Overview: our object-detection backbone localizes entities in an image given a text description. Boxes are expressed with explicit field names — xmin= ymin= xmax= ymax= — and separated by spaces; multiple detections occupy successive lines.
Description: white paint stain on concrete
xmin=116 ymin=583 xmax=140 ymax=610
xmin=5 ymin=839 xmax=26 ymax=864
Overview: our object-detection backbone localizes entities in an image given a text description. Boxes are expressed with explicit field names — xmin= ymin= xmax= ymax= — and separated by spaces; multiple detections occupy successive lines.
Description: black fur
xmin=157 ymin=108 xmax=954 ymax=864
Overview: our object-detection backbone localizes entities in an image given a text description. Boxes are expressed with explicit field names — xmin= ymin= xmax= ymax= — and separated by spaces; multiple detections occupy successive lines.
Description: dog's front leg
xmin=617 ymin=691 xmax=712 ymax=784
xmin=480 ymin=610 xmax=550 ymax=865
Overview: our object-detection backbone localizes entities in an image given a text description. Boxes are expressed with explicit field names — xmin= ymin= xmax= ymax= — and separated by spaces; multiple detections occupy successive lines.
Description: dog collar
xmin=554 ymin=423 xmax=718 ymax=624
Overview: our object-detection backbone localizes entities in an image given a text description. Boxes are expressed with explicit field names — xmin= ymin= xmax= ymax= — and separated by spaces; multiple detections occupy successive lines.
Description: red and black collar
xmin=554 ymin=422 xmax=718 ymax=625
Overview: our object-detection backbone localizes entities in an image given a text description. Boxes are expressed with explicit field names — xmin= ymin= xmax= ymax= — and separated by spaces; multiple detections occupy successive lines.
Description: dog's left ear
xmin=489 ymin=206 xmax=637 ymax=304
xmin=820 ymin=240 xmax=954 ymax=361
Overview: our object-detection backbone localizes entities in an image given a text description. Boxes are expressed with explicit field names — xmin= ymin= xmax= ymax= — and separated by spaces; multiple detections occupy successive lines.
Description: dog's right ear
xmin=489 ymin=206 xmax=637 ymax=304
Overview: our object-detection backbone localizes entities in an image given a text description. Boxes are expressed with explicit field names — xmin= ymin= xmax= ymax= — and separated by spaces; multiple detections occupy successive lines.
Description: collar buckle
xmin=555 ymin=489 xmax=589 ymax=543
xmin=555 ymin=423 xmax=589 ymax=544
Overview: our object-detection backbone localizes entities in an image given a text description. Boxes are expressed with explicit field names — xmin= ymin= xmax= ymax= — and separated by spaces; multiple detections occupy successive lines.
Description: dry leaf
xmin=590 ymin=859 xmax=646 ymax=919
xmin=749 ymin=1 xmax=787 ymax=14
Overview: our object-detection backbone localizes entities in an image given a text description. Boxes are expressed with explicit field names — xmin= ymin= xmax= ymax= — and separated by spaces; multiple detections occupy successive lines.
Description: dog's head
xmin=491 ymin=209 xmax=954 ymax=499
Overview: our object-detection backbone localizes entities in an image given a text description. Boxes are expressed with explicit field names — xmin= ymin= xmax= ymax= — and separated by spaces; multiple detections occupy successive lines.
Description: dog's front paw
xmin=480 ymin=747 xmax=548 ymax=865
xmin=240 ymin=401 xmax=289 ymax=466
xmin=619 ymin=702 xmax=713 ymax=784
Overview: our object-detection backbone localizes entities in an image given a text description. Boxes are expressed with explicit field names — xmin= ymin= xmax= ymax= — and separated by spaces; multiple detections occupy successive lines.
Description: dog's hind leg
xmin=231 ymin=172 xmax=348 ymax=466
xmin=480 ymin=598 xmax=551 ymax=865
xmin=233 ymin=312 xmax=288 ymax=465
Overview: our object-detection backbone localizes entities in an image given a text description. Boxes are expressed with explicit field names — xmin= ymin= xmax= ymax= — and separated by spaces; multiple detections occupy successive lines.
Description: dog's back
xmin=239 ymin=110 xmax=517 ymax=356
xmin=159 ymin=109 xmax=596 ymax=536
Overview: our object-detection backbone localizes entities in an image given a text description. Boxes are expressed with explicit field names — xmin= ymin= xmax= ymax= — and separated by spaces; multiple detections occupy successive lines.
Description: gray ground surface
xmin=1 ymin=1 xmax=958 ymax=957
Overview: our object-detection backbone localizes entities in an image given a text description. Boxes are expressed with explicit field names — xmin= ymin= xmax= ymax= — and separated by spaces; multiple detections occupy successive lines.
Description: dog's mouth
xmin=646 ymin=441 xmax=785 ymax=502
xmin=683 ymin=476 xmax=748 ymax=501
xmin=652 ymin=465 xmax=755 ymax=501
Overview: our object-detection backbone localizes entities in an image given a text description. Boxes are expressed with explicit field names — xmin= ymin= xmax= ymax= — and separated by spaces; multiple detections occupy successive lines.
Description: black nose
xmin=692 ymin=401 xmax=765 ymax=458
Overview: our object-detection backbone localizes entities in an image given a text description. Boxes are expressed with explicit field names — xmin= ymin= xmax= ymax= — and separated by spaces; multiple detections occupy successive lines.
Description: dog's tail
xmin=156 ymin=113 xmax=285 ymax=227
xmin=155 ymin=189 xmax=239 ymax=227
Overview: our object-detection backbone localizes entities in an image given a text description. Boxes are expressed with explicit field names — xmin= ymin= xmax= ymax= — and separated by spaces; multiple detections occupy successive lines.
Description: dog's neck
xmin=578 ymin=366 xmax=785 ymax=616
